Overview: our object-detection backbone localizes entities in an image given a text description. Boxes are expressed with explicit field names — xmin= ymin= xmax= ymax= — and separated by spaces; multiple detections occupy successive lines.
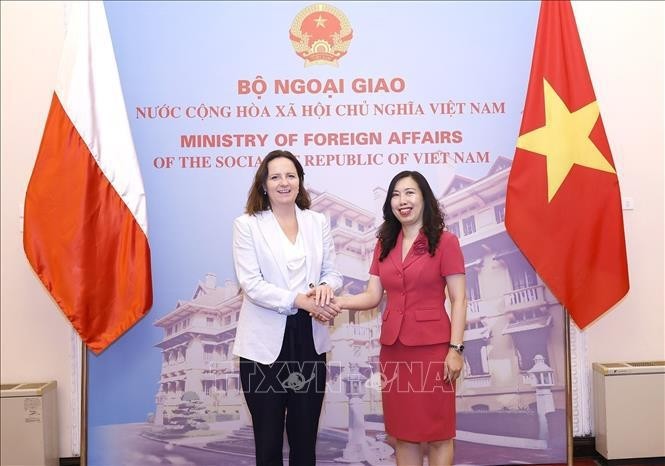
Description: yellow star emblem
xmin=314 ymin=15 xmax=327 ymax=28
xmin=517 ymin=78 xmax=616 ymax=201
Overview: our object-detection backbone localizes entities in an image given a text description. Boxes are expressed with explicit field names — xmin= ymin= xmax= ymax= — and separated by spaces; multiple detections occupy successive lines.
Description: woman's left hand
xmin=308 ymin=283 xmax=334 ymax=307
xmin=444 ymin=349 xmax=464 ymax=383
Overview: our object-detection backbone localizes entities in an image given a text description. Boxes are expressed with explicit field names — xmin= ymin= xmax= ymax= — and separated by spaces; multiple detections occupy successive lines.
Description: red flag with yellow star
xmin=505 ymin=0 xmax=629 ymax=329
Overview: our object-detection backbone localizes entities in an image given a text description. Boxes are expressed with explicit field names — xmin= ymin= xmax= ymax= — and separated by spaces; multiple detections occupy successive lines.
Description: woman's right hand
xmin=331 ymin=295 xmax=346 ymax=309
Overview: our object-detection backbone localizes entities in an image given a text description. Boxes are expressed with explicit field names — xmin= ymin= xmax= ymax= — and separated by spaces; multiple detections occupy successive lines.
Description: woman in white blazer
xmin=232 ymin=150 xmax=342 ymax=466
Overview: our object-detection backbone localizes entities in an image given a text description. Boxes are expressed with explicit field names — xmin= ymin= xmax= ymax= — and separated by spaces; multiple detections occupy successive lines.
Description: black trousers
xmin=239 ymin=309 xmax=327 ymax=466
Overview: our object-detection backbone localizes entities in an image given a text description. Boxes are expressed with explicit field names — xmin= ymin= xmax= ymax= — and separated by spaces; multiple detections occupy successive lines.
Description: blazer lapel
xmin=256 ymin=211 xmax=290 ymax=284
xmin=403 ymin=230 xmax=428 ymax=270
xmin=388 ymin=230 xmax=403 ymax=271
xmin=403 ymin=248 xmax=426 ymax=270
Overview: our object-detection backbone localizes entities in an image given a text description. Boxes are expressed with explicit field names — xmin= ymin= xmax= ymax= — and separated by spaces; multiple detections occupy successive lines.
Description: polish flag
xmin=23 ymin=2 xmax=152 ymax=353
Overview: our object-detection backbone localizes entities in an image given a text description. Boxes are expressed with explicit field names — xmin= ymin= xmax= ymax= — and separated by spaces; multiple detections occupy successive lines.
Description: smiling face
xmin=390 ymin=176 xmax=424 ymax=228
xmin=264 ymin=156 xmax=300 ymax=209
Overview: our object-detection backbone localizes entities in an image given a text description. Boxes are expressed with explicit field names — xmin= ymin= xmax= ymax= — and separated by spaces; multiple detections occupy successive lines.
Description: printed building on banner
xmin=152 ymin=158 xmax=565 ymax=448
xmin=441 ymin=158 xmax=566 ymax=448
xmin=153 ymin=275 xmax=244 ymax=425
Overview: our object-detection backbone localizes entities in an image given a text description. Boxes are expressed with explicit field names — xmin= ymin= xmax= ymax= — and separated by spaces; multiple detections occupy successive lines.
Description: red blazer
xmin=370 ymin=230 xmax=465 ymax=346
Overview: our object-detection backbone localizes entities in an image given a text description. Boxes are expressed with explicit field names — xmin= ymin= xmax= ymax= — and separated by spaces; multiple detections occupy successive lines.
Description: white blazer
xmin=232 ymin=208 xmax=342 ymax=364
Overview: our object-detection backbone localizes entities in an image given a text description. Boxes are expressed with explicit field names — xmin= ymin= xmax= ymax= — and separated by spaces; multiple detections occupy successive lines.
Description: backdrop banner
xmin=88 ymin=2 xmax=568 ymax=464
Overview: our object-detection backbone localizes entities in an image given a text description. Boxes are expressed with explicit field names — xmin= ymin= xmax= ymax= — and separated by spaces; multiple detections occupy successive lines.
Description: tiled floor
xmin=562 ymin=457 xmax=665 ymax=466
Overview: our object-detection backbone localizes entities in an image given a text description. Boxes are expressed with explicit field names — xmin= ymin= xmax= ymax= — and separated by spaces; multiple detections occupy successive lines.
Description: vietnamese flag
xmin=23 ymin=2 xmax=152 ymax=353
xmin=505 ymin=0 xmax=629 ymax=329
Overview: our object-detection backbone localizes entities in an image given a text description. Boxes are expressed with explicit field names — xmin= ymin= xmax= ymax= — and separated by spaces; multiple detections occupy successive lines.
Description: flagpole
xmin=80 ymin=345 xmax=88 ymax=466
xmin=564 ymin=311 xmax=574 ymax=466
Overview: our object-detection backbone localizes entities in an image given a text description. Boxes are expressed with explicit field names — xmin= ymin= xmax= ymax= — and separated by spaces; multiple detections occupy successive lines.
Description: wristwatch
xmin=449 ymin=343 xmax=465 ymax=354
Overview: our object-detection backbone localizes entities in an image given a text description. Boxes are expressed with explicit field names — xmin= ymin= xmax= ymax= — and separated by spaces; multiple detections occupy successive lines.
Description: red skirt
xmin=379 ymin=341 xmax=456 ymax=442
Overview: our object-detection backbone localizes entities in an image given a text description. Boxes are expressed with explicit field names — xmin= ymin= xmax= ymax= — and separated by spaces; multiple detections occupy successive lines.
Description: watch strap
xmin=449 ymin=343 xmax=464 ymax=353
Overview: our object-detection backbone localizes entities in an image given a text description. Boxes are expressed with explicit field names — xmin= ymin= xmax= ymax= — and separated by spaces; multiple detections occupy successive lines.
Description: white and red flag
xmin=23 ymin=2 xmax=152 ymax=353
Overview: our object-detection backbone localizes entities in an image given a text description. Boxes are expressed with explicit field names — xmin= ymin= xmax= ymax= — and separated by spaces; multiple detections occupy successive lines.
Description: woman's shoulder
xmin=234 ymin=211 xmax=269 ymax=226
xmin=438 ymin=230 xmax=461 ymax=248
xmin=440 ymin=230 xmax=457 ymax=240
xmin=234 ymin=212 xmax=250 ymax=223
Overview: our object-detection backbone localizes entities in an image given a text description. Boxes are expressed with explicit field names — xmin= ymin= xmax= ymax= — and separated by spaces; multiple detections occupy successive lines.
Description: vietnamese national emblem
xmin=289 ymin=3 xmax=353 ymax=66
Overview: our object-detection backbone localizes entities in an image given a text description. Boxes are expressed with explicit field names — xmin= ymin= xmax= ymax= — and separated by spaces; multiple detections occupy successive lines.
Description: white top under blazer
xmin=281 ymin=229 xmax=307 ymax=291
xmin=232 ymin=208 xmax=342 ymax=364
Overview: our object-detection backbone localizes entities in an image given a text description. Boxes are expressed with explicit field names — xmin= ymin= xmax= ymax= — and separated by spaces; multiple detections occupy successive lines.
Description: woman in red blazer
xmin=334 ymin=171 xmax=467 ymax=466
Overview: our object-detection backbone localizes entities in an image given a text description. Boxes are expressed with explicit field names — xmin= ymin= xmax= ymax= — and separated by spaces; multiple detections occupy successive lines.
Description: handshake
xmin=304 ymin=284 xmax=345 ymax=322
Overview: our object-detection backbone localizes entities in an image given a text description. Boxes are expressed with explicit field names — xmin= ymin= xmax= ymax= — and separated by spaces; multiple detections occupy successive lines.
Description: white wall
xmin=1 ymin=0 xmax=663 ymax=458
xmin=0 ymin=0 xmax=78 ymax=458
xmin=572 ymin=1 xmax=665 ymax=364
